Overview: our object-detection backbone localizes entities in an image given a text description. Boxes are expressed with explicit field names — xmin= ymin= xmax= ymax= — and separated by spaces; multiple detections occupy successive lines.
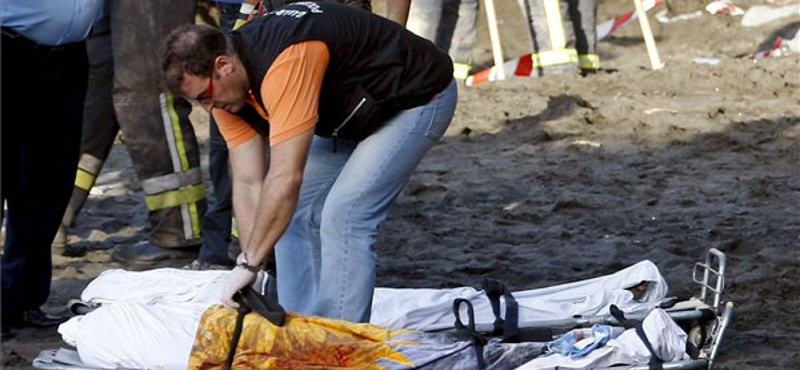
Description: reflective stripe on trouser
xmin=231 ymin=217 xmax=239 ymax=238
xmin=110 ymin=0 xmax=205 ymax=248
xmin=568 ymin=0 xmax=598 ymax=71
xmin=65 ymin=153 xmax=104 ymax=227
xmin=518 ymin=0 xmax=598 ymax=75
xmin=146 ymin=92 xmax=205 ymax=242
xmin=74 ymin=153 xmax=104 ymax=191
xmin=453 ymin=62 xmax=472 ymax=79
xmin=532 ymin=48 xmax=579 ymax=67
xmin=579 ymin=54 xmax=599 ymax=70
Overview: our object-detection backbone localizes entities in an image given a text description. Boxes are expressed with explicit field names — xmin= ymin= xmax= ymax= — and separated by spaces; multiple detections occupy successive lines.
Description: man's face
xmin=181 ymin=56 xmax=248 ymax=113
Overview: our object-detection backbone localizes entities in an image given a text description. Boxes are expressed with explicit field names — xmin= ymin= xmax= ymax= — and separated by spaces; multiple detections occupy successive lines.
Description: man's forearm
xmin=241 ymin=172 xmax=301 ymax=269
xmin=232 ymin=179 xmax=262 ymax=256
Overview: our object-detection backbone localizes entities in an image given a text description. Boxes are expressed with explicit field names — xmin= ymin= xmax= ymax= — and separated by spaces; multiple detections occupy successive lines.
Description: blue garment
xmin=0 ymin=0 xmax=103 ymax=46
xmin=275 ymin=80 xmax=458 ymax=323
xmin=547 ymin=324 xmax=614 ymax=358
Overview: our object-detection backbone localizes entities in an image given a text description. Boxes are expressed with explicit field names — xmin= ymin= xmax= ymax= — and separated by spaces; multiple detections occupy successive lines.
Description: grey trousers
xmin=63 ymin=0 xmax=206 ymax=248
xmin=406 ymin=0 xmax=478 ymax=77
xmin=516 ymin=0 xmax=599 ymax=75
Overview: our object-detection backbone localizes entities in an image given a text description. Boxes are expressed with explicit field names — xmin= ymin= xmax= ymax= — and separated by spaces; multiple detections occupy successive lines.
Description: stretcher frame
xmin=463 ymin=248 xmax=731 ymax=370
xmin=33 ymin=249 xmax=732 ymax=370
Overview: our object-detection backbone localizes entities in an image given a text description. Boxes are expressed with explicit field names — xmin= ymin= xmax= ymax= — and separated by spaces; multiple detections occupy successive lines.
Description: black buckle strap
xmin=224 ymin=285 xmax=286 ymax=370
xmin=453 ymin=298 xmax=487 ymax=370
xmin=609 ymin=304 xmax=640 ymax=329
xmin=635 ymin=325 xmax=665 ymax=370
xmin=483 ymin=279 xmax=553 ymax=342
xmin=483 ymin=279 xmax=519 ymax=341
xmin=610 ymin=305 xmax=664 ymax=370
xmin=224 ymin=301 xmax=251 ymax=370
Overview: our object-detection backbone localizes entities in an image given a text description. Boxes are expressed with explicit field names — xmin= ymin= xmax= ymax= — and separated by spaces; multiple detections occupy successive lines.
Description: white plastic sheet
xmin=371 ymin=260 xmax=667 ymax=331
xmin=59 ymin=260 xmax=668 ymax=369
xmin=514 ymin=309 xmax=687 ymax=370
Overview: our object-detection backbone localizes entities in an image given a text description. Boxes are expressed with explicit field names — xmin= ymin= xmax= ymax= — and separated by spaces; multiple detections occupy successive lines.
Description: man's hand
xmin=220 ymin=266 xmax=258 ymax=309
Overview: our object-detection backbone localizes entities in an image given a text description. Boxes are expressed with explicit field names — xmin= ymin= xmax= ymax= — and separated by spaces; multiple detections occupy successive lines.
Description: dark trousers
xmin=1 ymin=30 xmax=88 ymax=314
xmin=195 ymin=2 xmax=240 ymax=265
xmin=198 ymin=116 xmax=234 ymax=264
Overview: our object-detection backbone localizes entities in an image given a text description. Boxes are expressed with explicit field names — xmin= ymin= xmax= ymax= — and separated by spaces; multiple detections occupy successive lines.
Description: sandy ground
xmin=2 ymin=0 xmax=800 ymax=368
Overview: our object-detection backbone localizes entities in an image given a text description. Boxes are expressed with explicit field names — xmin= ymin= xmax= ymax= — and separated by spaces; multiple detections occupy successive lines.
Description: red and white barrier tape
xmin=466 ymin=0 xmax=665 ymax=86
xmin=750 ymin=37 xmax=786 ymax=60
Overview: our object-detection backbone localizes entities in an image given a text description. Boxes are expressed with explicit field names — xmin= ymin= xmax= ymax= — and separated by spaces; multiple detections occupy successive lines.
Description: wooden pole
xmin=633 ymin=0 xmax=664 ymax=70
xmin=483 ymin=0 xmax=506 ymax=80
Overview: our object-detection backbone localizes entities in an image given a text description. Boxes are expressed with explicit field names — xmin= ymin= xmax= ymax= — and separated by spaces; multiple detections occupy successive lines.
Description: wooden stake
xmin=483 ymin=0 xmax=506 ymax=80
xmin=633 ymin=0 xmax=664 ymax=70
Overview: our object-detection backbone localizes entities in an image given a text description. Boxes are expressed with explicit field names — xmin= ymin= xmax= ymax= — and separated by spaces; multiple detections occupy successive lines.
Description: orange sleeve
xmin=212 ymin=108 xmax=258 ymax=149
xmin=260 ymin=41 xmax=329 ymax=146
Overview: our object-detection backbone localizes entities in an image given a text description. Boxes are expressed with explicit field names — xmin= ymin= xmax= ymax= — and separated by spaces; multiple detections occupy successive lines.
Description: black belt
xmin=1 ymin=27 xmax=70 ymax=55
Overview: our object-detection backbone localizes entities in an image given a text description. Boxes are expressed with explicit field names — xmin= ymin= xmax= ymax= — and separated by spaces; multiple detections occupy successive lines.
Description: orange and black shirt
xmin=214 ymin=1 xmax=452 ymax=148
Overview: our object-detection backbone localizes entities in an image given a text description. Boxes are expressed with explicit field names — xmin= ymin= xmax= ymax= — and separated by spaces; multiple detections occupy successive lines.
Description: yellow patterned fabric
xmin=189 ymin=305 xmax=416 ymax=369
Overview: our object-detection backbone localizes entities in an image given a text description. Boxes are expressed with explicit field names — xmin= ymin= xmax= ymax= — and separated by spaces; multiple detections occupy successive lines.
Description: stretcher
xmin=33 ymin=249 xmax=732 ymax=370
xmin=478 ymin=248 xmax=733 ymax=370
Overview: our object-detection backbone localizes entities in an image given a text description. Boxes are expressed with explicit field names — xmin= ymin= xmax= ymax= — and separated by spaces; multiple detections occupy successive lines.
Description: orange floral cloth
xmin=188 ymin=305 xmax=415 ymax=369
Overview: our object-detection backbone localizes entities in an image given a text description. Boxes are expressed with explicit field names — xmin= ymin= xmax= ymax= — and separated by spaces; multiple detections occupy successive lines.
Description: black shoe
xmin=112 ymin=241 xmax=197 ymax=268
xmin=3 ymin=308 xmax=71 ymax=328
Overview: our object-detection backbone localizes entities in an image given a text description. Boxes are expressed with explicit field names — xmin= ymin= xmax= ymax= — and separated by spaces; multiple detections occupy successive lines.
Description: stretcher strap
xmin=224 ymin=286 xmax=287 ymax=370
xmin=482 ymin=278 xmax=520 ymax=341
xmin=610 ymin=305 xmax=664 ymax=370
xmin=483 ymin=279 xmax=553 ymax=342
xmin=636 ymin=325 xmax=664 ymax=370
xmin=453 ymin=298 xmax=487 ymax=370
xmin=225 ymin=304 xmax=250 ymax=370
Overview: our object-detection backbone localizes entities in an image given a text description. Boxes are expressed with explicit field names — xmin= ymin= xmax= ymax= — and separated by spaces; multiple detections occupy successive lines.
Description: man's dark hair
xmin=161 ymin=24 xmax=230 ymax=95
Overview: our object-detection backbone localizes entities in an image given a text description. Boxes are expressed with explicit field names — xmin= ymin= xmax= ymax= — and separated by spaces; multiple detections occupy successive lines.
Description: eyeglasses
xmin=200 ymin=75 xmax=214 ymax=103
xmin=191 ymin=75 xmax=214 ymax=104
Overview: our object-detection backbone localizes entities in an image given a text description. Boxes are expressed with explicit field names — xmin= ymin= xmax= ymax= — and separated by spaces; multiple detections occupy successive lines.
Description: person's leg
xmin=109 ymin=0 xmax=206 ymax=264
xmin=275 ymin=136 xmax=351 ymax=314
xmin=570 ymin=0 xmax=599 ymax=74
xmin=196 ymin=116 xmax=234 ymax=266
xmin=57 ymin=12 xmax=121 ymax=247
xmin=406 ymin=0 xmax=446 ymax=44
xmin=216 ymin=2 xmax=241 ymax=31
xmin=1 ymin=35 xmax=88 ymax=319
xmin=517 ymin=0 xmax=580 ymax=76
xmin=436 ymin=0 xmax=479 ymax=79
xmin=313 ymin=80 xmax=458 ymax=322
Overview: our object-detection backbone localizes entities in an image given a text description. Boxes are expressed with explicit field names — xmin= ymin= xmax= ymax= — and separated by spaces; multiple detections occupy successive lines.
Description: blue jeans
xmin=275 ymin=80 xmax=458 ymax=323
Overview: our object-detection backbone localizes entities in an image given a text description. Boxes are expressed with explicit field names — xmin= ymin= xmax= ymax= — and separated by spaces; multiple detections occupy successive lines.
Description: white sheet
xmin=60 ymin=261 xmax=668 ymax=369
xmin=371 ymin=260 xmax=667 ymax=330
xmin=514 ymin=308 xmax=688 ymax=369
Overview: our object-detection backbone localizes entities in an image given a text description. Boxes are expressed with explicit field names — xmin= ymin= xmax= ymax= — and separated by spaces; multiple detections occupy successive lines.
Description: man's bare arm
xmin=240 ymin=129 xmax=314 ymax=268
xmin=229 ymin=135 xmax=269 ymax=257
